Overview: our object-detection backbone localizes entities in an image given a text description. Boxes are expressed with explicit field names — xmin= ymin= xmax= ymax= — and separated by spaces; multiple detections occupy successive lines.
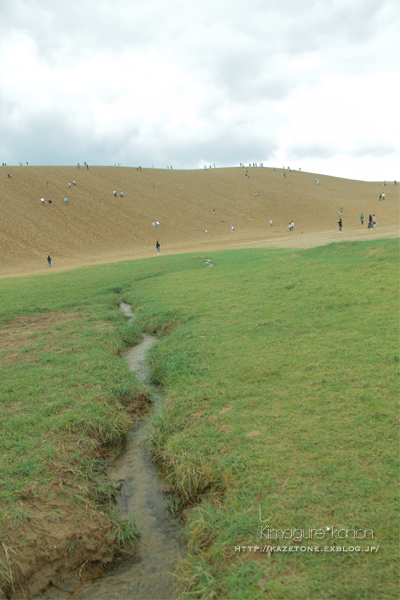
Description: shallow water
xmin=45 ymin=302 xmax=183 ymax=599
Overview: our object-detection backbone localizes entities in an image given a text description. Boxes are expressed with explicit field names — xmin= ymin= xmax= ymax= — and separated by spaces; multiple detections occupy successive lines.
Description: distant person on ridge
xmin=156 ymin=241 xmax=160 ymax=255
xmin=337 ymin=218 xmax=342 ymax=232
xmin=47 ymin=255 xmax=52 ymax=266
xmin=360 ymin=214 xmax=364 ymax=225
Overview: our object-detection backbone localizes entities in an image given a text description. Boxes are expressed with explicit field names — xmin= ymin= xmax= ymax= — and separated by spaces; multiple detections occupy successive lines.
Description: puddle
xmin=45 ymin=302 xmax=184 ymax=599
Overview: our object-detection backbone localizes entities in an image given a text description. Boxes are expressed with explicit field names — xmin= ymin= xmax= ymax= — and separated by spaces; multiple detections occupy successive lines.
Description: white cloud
xmin=276 ymin=71 xmax=400 ymax=178
xmin=0 ymin=0 xmax=399 ymax=180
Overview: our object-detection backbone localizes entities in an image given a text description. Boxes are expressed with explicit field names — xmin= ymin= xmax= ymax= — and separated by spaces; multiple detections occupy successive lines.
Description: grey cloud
xmin=284 ymin=0 xmax=382 ymax=55
xmin=2 ymin=0 xmax=397 ymax=54
xmin=0 ymin=0 xmax=177 ymax=66
xmin=134 ymin=131 xmax=278 ymax=171
xmin=0 ymin=95 xmax=277 ymax=169
xmin=287 ymin=142 xmax=340 ymax=161
xmin=0 ymin=107 xmax=141 ymax=166
xmin=250 ymin=77 xmax=295 ymax=102
xmin=208 ymin=42 xmax=302 ymax=106
xmin=349 ymin=141 xmax=397 ymax=159
xmin=2 ymin=0 xmax=396 ymax=100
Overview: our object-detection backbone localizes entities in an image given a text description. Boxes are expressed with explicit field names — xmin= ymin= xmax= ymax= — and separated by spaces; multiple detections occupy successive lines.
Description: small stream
xmin=48 ymin=302 xmax=184 ymax=599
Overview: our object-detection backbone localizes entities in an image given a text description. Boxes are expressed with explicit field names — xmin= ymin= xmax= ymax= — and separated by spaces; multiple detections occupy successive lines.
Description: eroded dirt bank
xmin=9 ymin=303 xmax=184 ymax=600
xmin=0 ymin=447 xmax=124 ymax=599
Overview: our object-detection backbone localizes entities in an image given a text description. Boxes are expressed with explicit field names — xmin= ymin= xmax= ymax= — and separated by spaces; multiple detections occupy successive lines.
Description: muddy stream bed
xmin=44 ymin=302 xmax=184 ymax=599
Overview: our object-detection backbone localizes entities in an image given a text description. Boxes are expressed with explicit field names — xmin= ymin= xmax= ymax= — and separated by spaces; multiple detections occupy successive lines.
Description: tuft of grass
xmin=106 ymin=515 xmax=139 ymax=550
xmin=164 ymin=493 xmax=183 ymax=517
xmin=0 ymin=544 xmax=15 ymax=592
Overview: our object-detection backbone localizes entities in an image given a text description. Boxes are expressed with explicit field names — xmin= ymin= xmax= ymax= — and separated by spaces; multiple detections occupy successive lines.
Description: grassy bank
xmin=0 ymin=239 xmax=398 ymax=598
xmin=0 ymin=266 xmax=154 ymax=597
xmin=0 ymin=254 xmax=209 ymax=597
xmin=125 ymin=239 xmax=399 ymax=599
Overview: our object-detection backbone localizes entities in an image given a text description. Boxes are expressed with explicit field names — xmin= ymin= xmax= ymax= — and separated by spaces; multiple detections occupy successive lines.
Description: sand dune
xmin=0 ymin=165 xmax=398 ymax=277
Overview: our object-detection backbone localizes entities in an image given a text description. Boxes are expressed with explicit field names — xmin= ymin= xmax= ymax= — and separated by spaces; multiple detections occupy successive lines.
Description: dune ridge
xmin=0 ymin=166 xmax=398 ymax=277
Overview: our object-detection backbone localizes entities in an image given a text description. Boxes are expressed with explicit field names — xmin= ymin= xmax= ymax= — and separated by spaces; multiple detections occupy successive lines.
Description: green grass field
xmin=0 ymin=239 xmax=398 ymax=599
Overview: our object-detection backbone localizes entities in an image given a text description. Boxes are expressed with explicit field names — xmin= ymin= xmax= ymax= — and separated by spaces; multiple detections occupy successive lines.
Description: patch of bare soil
xmin=119 ymin=390 xmax=152 ymax=417
xmin=245 ymin=431 xmax=262 ymax=438
xmin=0 ymin=418 xmax=152 ymax=600
xmin=0 ymin=458 xmax=121 ymax=600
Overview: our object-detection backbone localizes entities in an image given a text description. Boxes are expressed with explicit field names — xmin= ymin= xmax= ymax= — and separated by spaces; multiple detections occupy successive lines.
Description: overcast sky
xmin=0 ymin=0 xmax=399 ymax=180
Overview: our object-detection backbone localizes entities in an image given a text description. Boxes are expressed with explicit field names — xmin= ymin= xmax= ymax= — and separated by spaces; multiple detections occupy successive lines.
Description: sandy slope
xmin=0 ymin=165 xmax=398 ymax=277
